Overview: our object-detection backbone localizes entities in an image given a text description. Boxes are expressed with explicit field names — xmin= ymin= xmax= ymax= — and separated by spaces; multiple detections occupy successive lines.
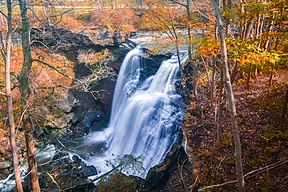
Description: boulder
xmin=56 ymin=93 xmax=79 ymax=113
xmin=72 ymin=155 xmax=98 ymax=177
xmin=145 ymin=144 xmax=187 ymax=189
xmin=82 ymin=111 xmax=106 ymax=128
xmin=47 ymin=112 xmax=77 ymax=129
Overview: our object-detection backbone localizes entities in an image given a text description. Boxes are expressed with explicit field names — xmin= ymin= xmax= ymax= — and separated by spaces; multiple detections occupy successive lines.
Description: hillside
xmin=163 ymin=70 xmax=288 ymax=191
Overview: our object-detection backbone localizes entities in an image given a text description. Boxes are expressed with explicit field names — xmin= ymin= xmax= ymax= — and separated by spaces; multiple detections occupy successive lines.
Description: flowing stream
xmin=80 ymin=47 xmax=188 ymax=177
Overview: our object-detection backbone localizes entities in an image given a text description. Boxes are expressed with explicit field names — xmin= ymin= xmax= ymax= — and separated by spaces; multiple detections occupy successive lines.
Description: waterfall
xmin=83 ymin=47 xmax=188 ymax=177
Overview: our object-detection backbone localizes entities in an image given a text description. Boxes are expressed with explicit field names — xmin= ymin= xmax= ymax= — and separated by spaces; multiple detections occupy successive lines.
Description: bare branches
xmin=91 ymin=163 xmax=125 ymax=182
xmin=191 ymin=0 xmax=215 ymax=24
xmin=198 ymin=158 xmax=288 ymax=191
xmin=169 ymin=0 xmax=187 ymax=8
xmin=47 ymin=173 xmax=61 ymax=190
xmin=33 ymin=59 xmax=74 ymax=80
xmin=243 ymin=157 xmax=288 ymax=179
xmin=198 ymin=179 xmax=238 ymax=191
xmin=0 ymin=10 xmax=8 ymax=19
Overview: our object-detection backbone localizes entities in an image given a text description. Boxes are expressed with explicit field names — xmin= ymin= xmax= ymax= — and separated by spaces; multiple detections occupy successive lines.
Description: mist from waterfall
xmin=83 ymin=47 xmax=188 ymax=177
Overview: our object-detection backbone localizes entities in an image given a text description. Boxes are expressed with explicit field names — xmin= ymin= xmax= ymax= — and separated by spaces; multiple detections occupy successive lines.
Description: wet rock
xmin=95 ymin=77 xmax=115 ymax=108
xmin=35 ymin=126 xmax=45 ymax=138
xmin=145 ymin=144 xmax=187 ymax=189
xmin=72 ymin=155 xmax=98 ymax=177
xmin=81 ymin=165 xmax=98 ymax=177
xmin=36 ymin=152 xmax=96 ymax=191
xmin=122 ymin=39 xmax=138 ymax=49
xmin=83 ymin=111 xmax=106 ymax=128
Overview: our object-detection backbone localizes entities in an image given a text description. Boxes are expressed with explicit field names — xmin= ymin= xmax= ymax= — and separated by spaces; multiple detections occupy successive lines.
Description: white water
xmin=83 ymin=48 xmax=188 ymax=177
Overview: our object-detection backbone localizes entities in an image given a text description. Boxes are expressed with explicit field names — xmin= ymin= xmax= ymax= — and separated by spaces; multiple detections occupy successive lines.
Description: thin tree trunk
xmin=274 ymin=7 xmax=284 ymax=51
xmin=217 ymin=72 xmax=224 ymax=140
xmin=6 ymin=1 xmax=24 ymax=191
xmin=245 ymin=19 xmax=254 ymax=40
xmin=231 ymin=61 xmax=238 ymax=85
xmin=247 ymin=63 xmax=252 ymax=89
xmin=257 ymin=14 xmax=265 ymax=48
xmin=264 ymin=19 xmax=275 ymax=51
xmin=268 ymin=69 xmax=273 ymax=88
xmin=186 ymin=0 xmax=198 ymax=101
xmin=211 ymin=58 xmax=217 ymax=100
xmin=240 ymin=5 xmax=246 ymax=40
xmin=254 ymin=12 xmax=261 ymax=40
xmin=18 ymin=0 xmax=40 ymax=191
xmin=211 ymin=0 xmax=245 ymax=191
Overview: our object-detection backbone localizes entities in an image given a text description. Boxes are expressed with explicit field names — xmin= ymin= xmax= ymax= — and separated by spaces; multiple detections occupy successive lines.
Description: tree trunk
xmin=264 ymin=18 xmax=275 ymax=51
xmin=217 ymin=72 xmax=224 ymax=140
xmin=231 ymin=61 xmax=238 ymax=84
xmin=18 ymin=0 xmax=41 ymax=191
xmin=186 ymin=0 xmax=198 ymax=101
xmin=25 ymin=122 xmax=40 ymax=192
xmin=274 ymin=7 xmax=284 ymax=51
xmin=240 ymin=5 xmax=246 ymax=39
xmin=19 ymin=0 xmax=33 ymax=99
xmin=6 ymin=1 xmax=24 ymax=191
xmin=211 ymin=0 xmax=245 ymax=191
xmin=244 ymin=19 xmax=254 ymax=40
xmin=211 ymin=57 xmax=217 ymax=100
xmin=247 ymin=63 xmax=252 ymax=89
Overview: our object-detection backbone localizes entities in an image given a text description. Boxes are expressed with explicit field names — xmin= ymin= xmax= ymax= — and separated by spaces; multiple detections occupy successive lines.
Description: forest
xmin=0 ymin=0 xmax=287 ymax=191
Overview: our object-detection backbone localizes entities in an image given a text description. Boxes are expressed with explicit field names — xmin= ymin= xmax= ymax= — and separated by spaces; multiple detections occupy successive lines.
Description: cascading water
xmin=83 ymin=47 xmax=188 ymax=177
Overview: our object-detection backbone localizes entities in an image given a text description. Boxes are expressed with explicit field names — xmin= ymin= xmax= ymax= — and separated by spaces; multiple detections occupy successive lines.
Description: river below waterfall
xmin=73 ymin=47 xmax=188 ymax=178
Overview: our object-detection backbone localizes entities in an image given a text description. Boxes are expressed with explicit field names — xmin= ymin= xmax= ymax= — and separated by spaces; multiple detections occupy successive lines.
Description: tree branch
xmin=169 ymin=0 xmax=187 ymax=7
xmin=191 ymin=0 xmax=215 ymax=24
xmin=33 ymin=59 xmax=74 ymax=80
xmin=198 ymin=158 xmax=288 ymax=191
xmin=91 ymin=163 xmax=124 ymax=182
xmin=0 ymin=10 xmax=8 ymax=19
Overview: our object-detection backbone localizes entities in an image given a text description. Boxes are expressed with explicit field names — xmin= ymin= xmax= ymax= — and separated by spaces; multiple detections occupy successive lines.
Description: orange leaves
xmin=58 ymin=16 xmax=88 ymax=33
xmin=137 ymin=2 xmax=186 ymax=31
xmin=91 ymin=7 xmax=136 ymax=35
xmin=31 ymin=48 xmax=74 ymax=88
xmin=197 ymin=40 xmax=220 ymax=57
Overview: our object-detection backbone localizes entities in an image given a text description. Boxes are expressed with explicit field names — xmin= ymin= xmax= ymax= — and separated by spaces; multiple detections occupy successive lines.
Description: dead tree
xmin=3 ymin=1 xmax=24 ymax=191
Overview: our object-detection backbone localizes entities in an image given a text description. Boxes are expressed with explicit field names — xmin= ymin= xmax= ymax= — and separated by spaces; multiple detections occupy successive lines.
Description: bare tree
xmin=18 ymin=0 xmax=41 ymax=191
xmin=3 ymin=1 xmax=24 ymax=191
xmin=210 ymin=0 xmax=245 ymax=191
